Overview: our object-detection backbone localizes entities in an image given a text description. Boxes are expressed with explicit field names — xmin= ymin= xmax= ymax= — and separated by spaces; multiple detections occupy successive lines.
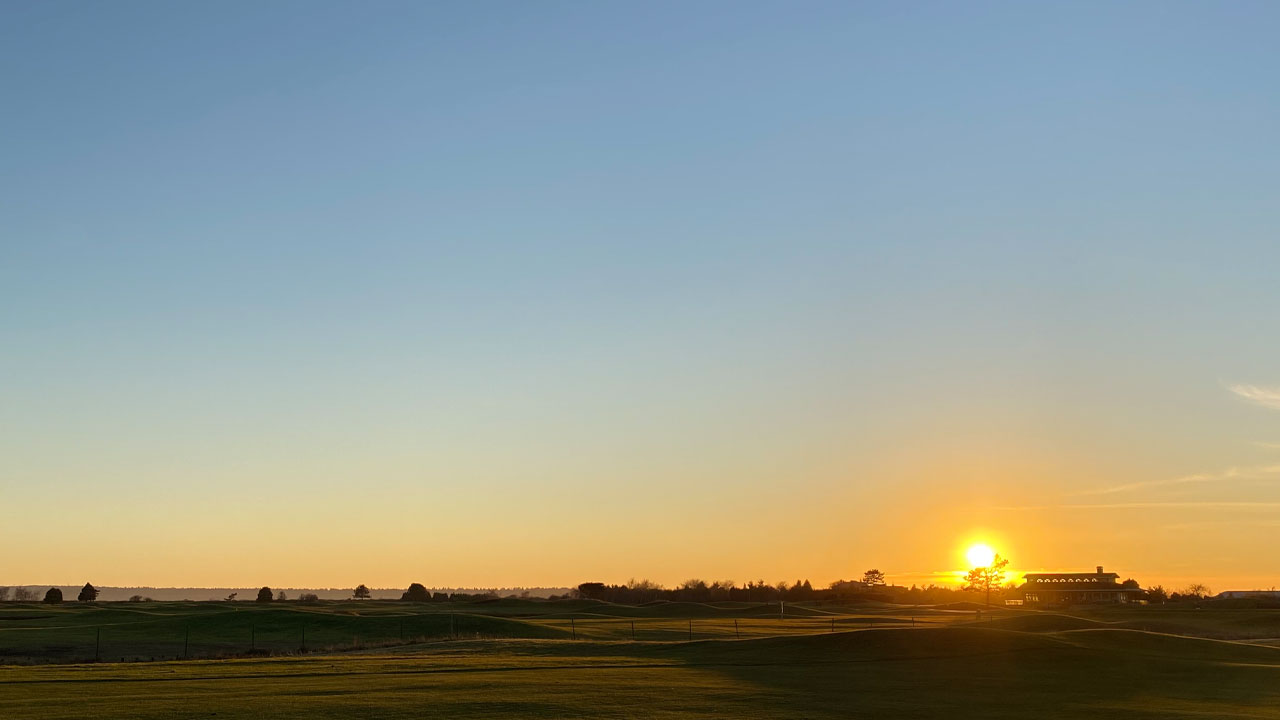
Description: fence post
xmin=301 ymin=625 xmax=306 ymax=652
xmin=451 ymin=614 xmax=456 ymax=639
xmin=184 ymin=626 xmax=189 ymax=659
xmin=95 ymin=627 xmax=101 ymax=662
xmin=687 ymin=620 xmax=692 ymax=641
xmin=831 ymin=617 xmax=835 ymax=633
xmin=630 ymin=620 xmax=635 ymax=641
xmin=570 ymin=617 xmax=576 ymax=640
xmin=399 ymin=618 xmax=404 ymax=641
xmin=251 ymin=624 xmax=255 ymax=652
xmin=735 ymin=618 xmax=740 ymax=639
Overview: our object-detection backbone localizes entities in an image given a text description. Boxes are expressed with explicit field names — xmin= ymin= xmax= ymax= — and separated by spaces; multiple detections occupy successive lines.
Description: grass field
xmin=4 ymin=600 xmax=1280 ymax=718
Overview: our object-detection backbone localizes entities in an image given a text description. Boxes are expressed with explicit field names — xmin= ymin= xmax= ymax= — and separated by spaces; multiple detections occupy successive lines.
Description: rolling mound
xmin=967 ymin=613 xmax=1108 ymax=633
xmin=1051 ymin=628 xmax=1280 ymax=664
xmin=654 ymin=624 xmax=1280 ymax=669
xmin=533 ymin=602 xmax=800 ymax=619
xmin=654 ymin=626 xmax=1075 ymax=664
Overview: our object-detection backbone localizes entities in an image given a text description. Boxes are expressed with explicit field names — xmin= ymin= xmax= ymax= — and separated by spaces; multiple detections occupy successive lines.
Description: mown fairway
xmin=4 ymin=601 xmax=1280 ymax=718
xmin=0 ymin=600 xmax=969 ymax=663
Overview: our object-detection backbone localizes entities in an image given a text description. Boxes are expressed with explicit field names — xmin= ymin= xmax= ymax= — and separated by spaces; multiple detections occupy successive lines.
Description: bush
xmin=256 ymin=587 xmax=274 ymax=603
xmin=298 ymin=593 xmax=319 ymax=603
xmin=43 ymin=588 xmax=63 ymax=604
xmin=401 ymin=583 xmax=430 ymax=602
xmin=78 ymin=583 xmax=99 ymax=602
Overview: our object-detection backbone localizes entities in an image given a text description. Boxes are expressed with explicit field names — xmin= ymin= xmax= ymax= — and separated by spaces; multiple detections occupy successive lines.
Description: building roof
xmin=1020 ymin=584 xmax=1136 ymax=592
xmin=1024 ymin=572 xmax=1120 ymax=579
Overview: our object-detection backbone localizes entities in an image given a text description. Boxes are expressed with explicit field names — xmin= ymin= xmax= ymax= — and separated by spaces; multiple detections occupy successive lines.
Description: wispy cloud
xmin=998 ymin=501 xmax=1280 ymax=510
xmin=1255 ymin=442 xmax=1280 ymax=450
xmin=1073 ymin=464 xmax=1280 ymax=497
xmin=1228 ymin=384 xmax=1280 ymax=410
xmin=1160 ymin=519 xmax=1280 ymax=531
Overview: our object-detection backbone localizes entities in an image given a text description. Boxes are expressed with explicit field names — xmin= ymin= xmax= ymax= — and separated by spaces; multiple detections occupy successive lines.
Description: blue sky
xmin=3 ymin=1 xmax=1280 ymax=588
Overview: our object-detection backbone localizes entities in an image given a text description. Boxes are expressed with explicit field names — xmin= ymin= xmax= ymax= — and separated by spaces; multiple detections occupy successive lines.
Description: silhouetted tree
xmin=679 ymin=579 xmax=711 ymax=602
xmin=78 ymin=583 xmax=98 ymax=602
xmin=862 ymin=569 xmax=886 ymax=587
xmin=963 ymin=554 xmax=1008 ymax=607
xmin=1121 ymin=578 xmax=1140 ymax=589
xmin=576 ymin=582 xmax=606 ymax=600
xmin=14 ymin=588 xmax=36 ymax=602
xmin=43 ymin=588 xmax=63 ymax=604
xmin=0 ymin=587 xmax=9 ymax=601
xmin=402 ymin=583 xmax=430 ymax=602
xmin=276 ymin=590 xmax=288 ymax=601
xmin=353 ymin=584 xmax=371 ymax=600
xmin=225 ymin=593 xmax=237 ymax=602
xmin=1182 ymin=583 xmax=1210 ymax=600
xmin=1146 ymin=585 xmax=1168 ymax=604
xmin=256 ymin=587 xmax=274 ymax=603
xmin=298 ymin=593 xmax=319 ymax=603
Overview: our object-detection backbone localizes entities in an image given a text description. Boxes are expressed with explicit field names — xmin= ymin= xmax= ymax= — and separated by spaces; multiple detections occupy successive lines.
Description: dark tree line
xmin=399 ymin=583 xmax=495 ymax=602
xmin=574 ymin=578 xmax=820 ymax=604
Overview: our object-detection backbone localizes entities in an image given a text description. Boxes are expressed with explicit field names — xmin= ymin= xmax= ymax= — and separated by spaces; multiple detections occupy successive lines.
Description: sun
xmin=966 ymin=543 xmax=997 ymax=568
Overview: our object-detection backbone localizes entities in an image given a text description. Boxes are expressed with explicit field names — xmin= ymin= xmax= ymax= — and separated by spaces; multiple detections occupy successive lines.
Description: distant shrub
xmin=43 ymin=588 xmax=63 ymax=604
xmin=298 ymin=593 xmax=319 ymax=603
xmin=0 ymin=587 xmax=9 ymax=601
xmin=256 ymin=587 xmax=273 ymax=603
xmin=276 ymin=590 xmax=288 ymax=602
xmin=128 ymin=595 xmax=145 ymax=603
xmin=353 ymin=584 xmax=371 ymax=600
xmin=401 ymin=583 xmax=430 ymax=602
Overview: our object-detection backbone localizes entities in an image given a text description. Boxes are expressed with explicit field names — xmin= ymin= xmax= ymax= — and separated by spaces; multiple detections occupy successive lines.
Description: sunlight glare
xmin=966 ymin=543 xmax=996 ymax=568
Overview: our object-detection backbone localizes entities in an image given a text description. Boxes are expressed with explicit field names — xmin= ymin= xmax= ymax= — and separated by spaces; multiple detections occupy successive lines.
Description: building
xmin=1017 ymin=566 xmax=1142 ymax=605
xmin=1217 ymin=590 xmax=1280 ymax=600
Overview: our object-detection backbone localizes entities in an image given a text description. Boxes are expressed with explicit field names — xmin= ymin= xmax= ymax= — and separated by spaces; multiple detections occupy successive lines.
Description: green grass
xmin=0 ymin=602 xmax=573 ymax=662
xmin=5 ymin=601 xmax=1280 ymax=717
xmin=0 ymin=600 xmax=959 ymax=662
xmin=3 ymin=627 xmax=1280 ymax=718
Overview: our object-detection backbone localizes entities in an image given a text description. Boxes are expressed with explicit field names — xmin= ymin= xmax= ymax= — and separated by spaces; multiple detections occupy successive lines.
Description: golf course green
xmin=3 ymin=600 xmax=1280 ymax=717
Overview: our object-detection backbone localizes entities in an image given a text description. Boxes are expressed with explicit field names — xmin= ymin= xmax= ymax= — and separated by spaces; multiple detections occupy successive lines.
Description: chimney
xmin=1096 ymin=566 xmax=1104 ymax=575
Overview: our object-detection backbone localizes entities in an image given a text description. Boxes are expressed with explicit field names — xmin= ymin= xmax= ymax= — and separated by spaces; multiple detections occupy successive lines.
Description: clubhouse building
xmin=1015 ymin=566 xmax=1142 ymax=605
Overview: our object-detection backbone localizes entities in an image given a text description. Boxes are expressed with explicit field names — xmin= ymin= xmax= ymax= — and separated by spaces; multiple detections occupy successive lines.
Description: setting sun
xmin=966 ymin=543 xmax=997 ymax=568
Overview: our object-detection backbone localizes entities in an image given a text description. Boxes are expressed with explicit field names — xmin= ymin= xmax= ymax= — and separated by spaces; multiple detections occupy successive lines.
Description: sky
xmin=3 ymin=0 xmax=1279 ymax=592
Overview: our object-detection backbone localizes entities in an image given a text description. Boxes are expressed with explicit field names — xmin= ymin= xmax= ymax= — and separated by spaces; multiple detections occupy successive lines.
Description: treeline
xmin=0 ymin=583 xmax=520 ymax=604
xmin=569 ymin=576 xmax=1207 ymax=606
xmin=566 ymin=574 xmax=990 ymax=604
xmin=0 ymin=583 xmax=101 ymax=604
xmin=229 ymin=584 xmax=508 ymax=603
xmin=397 ymin=583 xmax=505 ymax=602
xmin=572 ymin=579 xmax=818 ymax=603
